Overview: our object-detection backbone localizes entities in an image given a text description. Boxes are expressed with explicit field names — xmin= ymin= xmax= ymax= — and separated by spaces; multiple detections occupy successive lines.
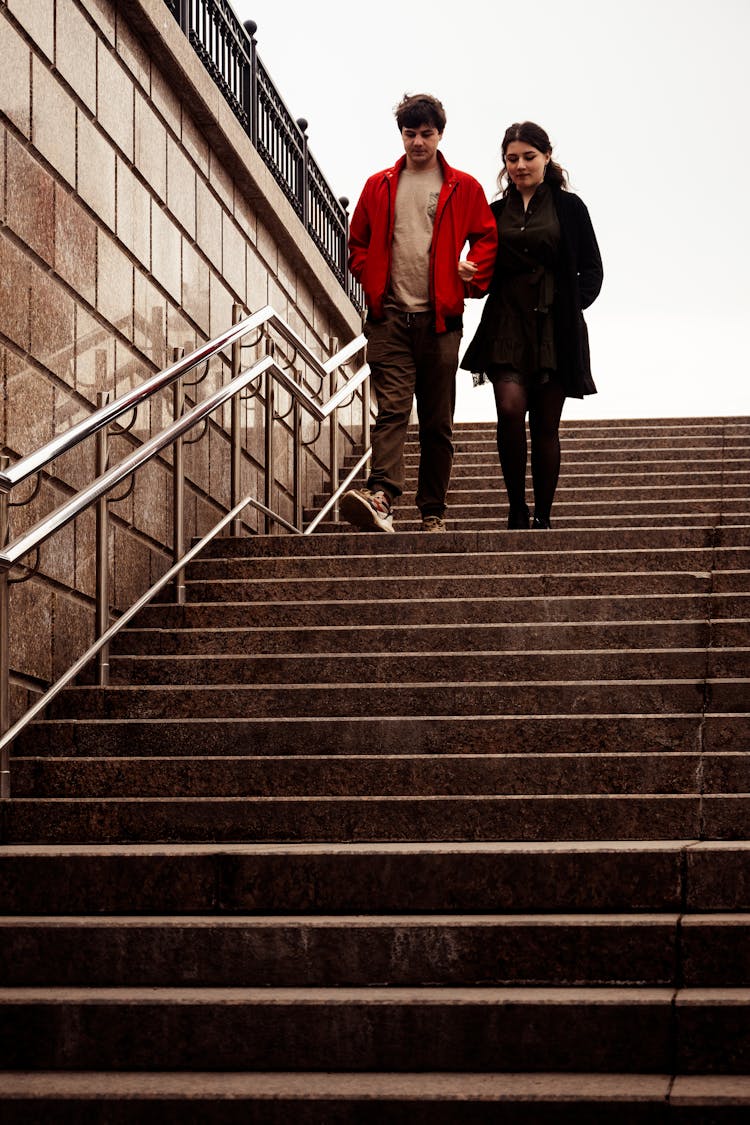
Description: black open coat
xmin=463 ymin=188 xmax=603 ymax=398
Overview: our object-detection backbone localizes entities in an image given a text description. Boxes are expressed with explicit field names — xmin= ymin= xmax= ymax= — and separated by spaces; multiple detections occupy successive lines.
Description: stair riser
xmin=0 ymin=794 xmax=717 ymax=844
xmin=20 ymin=713 xmax=727 ymax=758
xmin=403 ymin=442 xmax=749 ymax=458
xmin=0 ymin=845 xmax=738 ymax=914
xmin=107 ymin=651 xmax=731 ymax=687
xmin=0 ymin=918 xmax=682 ymax=987
xmin=11 ymin=752 xmax=707 ymax=798
xmin=46 ymin=681 xmax=712 ymax=719
xmin=318 ymin=514 xmax=750 ymax=532
xmin=1 ymin=993 xmax=746 ymax=1073
xmin=331 ymin=479 xmax=750 ymax=501
xmin=682 ymin=921 xmax=750 ymax=986
xmin=130 ymin=596 xmax=733 ymax=628
xmin=184 ymin=547 xmax=749 ymax=580
xmin=0 ymin=1093 xmax=679 ymax=1124
xmin=196 ymin=527 xmax=745 ymax=558
xmin=114 ymin=621 xmax=715 ymax=657
xmin=179 ymin=573 xmax=715 ymax=602
xmin=4 ymin=917 xmax=744 ymax=989
xmin=323 ymin=493 xmax=750 ymax=516
xmin=434 ymin=420 xmax=750 ymax=434
xmin=381 ymin=460 xmax=750 ymax=481
xmin=2 ymin=919 xmax=735 ymax=988
xmin=330 ymin=499 xmax=750 ymax=518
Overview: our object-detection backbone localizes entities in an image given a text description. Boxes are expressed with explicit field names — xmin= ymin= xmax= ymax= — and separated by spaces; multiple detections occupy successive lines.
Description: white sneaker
xmin=340 ymin=488 xmax=395 ymax=533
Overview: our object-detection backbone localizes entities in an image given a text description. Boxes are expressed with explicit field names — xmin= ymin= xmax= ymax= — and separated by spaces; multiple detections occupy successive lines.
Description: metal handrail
xmin=1 ymin=356 xmax=264 ymax=569
xmin=0 ymin=305 xmax=358 ymax=496
xmin=0 ymin=352 xmax=369 ymax=570
xmin=0 ymin=492 xmax=283 ymax=761
xmin=305 ymin=449 xmax=371 ymax=535
xmin=0 ymin=307 xmax=372 ymax=795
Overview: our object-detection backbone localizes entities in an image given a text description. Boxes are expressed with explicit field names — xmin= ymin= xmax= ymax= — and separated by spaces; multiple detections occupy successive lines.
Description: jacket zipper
xmin=429 ymin=178 xmax=458 ymax=308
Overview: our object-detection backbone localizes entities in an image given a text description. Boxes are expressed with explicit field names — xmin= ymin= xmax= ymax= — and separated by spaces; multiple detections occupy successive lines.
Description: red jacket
xmin=348 ymin=152 xmax=497 ymax=333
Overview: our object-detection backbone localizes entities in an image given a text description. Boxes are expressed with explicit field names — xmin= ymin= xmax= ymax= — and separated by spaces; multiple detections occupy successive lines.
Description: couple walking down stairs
xmin=2 ymin=415 xmax=750 ymax=1121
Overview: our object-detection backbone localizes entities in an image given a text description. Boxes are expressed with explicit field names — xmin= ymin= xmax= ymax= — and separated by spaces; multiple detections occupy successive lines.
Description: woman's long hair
xmin=497 ymin=121 xmax=569 ymax=196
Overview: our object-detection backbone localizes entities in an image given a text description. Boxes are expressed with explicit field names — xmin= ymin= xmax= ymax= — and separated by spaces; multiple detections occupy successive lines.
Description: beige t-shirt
xmin=388 ymin=167 xmax=443 ymax=312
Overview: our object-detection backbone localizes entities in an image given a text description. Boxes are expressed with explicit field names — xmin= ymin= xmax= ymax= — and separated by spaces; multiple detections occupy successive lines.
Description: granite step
xmin=184 ymin=546 xmax=749 ymax=579
xmin=379 ymin=499 xmax=750 ymax=519
xmin=128 ymin=593 xmax=746 ymax=629
xmin=7 ymin=1071 xmax=750 ymax=1124
xmin=104 ymin=649 xmax=741 ymax=687
xmin=9 ymin=751 xmax=709 ymax=798
xmin=194 ymin=526 xmax=748 ymax=557
xmin=378 ymin=468 xmax=750 ymax=487
xmin=183 ymin=546 xmax=750 ymax=580
xmin=399 ymin=445 xmax=750 ymax=465
xmin=361 ymin=456 xmax=750 ymax=479
xmin=12 ymin=748 xmax=750 ymax=796
xmin=0 ymin=791 xmax=724 ymax=844
xmin=0 ymin=909 xmax=742 ymax=987
xmin=449 ymin=415 xmax=750 ymax=430
xmin=316 ymin=513 xmax=750 ymax=533
xmin=319 ymin=483 xmax=750 ymax=509
xmin=1 ymin=840 xmax=744 ymax=914
xmin=113 ymin=620 xmax=718 ymax=657
xmin=0 ymin=1071 xmax=701 ymax=1125
xmin=44 ymin=679 xmax=716 ymax=720
xmin=2 ymin=985 xmax=748 ymax=1073
xmin=432 ymin=435 xmax=750 ymax=453
xmin=0 ymin=913 xmax=686 ymax=987
xmin=20 ymin=712 xmax=743 ymax=759
xmin=177 ymin=570 xmax=715 ymax=603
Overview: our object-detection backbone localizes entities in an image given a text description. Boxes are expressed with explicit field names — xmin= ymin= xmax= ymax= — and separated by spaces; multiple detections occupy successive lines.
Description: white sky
xmin=235 ymin=0 xmax=749 ymax=422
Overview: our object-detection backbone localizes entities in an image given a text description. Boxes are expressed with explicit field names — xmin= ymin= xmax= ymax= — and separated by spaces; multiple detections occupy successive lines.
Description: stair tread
xmin=0 ymin=912 xmax=691 ymax=925
xmin=0 ymin=1069 xmax=679 ymax=1099
xmin=0 ymin=839 xmax=704 ymax=855
xmin=0 ymin=984 xmax=690 ymax=1000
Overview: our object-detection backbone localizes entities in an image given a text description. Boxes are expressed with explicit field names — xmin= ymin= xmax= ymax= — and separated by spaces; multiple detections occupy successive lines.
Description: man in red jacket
xmin=340 ymin=93 xmax=497 ymax=533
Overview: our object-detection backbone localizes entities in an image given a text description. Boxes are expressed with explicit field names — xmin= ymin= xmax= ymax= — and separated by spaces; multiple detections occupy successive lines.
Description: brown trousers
xmin=364 ymin=308 xmax=462 ymax=517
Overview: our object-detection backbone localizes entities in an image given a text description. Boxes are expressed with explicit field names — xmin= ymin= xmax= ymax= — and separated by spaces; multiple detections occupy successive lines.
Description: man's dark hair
xmin=394 ymin=93 xmax=446 ymax=133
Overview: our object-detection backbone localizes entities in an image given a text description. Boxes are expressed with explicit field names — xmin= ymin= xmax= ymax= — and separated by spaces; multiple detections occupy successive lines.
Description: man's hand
xmin=458 ymin=258 xmax=478 ymax=282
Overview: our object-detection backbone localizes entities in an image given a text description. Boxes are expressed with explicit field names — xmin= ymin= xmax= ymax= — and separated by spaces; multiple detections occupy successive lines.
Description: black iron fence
xmin=165 ymin=0 xmax=364 ymax=311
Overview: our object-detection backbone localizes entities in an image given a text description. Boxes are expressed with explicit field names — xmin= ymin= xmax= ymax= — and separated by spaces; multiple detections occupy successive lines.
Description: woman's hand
xmin=458 ymin=258 xmax=478 ymax=282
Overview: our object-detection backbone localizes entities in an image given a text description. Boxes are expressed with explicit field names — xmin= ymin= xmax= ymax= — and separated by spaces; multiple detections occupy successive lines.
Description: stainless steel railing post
xmin=264 ymin=366 xmax=274 ymax=535
xmin=172 ymin=350 xmax=186 ymax=604
xmin=329 ymin=390 xmax=340 ymax=523
xmin=293 ymin=400 xmax=302 ymax=530
xmin=95 ymin=394 xmax=110 ymax=687
xmin=230 ymin=304 xmax=243 ymax=537
xmin=0 ymin=457 xmax=10 ymax=797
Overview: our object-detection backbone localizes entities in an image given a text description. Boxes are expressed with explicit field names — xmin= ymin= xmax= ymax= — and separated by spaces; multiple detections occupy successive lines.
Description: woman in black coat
xmin=461 ymin=121 xmax=603 ymax=529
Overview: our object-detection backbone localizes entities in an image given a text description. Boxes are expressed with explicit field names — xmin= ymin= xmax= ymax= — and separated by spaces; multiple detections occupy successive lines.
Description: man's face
xmin=401 ymin=123 xmax=442 ymax=170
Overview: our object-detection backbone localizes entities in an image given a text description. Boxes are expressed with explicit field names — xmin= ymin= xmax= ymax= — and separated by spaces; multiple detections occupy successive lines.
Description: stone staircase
xmin=1 ymin=415 xmax=749 ymax=1120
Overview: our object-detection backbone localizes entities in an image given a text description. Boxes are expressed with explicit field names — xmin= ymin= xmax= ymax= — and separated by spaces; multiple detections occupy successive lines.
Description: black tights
xmin=493 ymin=377 xmax=566 ymax=521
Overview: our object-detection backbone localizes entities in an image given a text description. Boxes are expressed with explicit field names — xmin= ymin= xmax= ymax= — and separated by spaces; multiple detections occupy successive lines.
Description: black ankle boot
xmin=507 ymin=504 xmax=530 ymax=530
xmin=532 ymin=513 xmax=551 ymax=529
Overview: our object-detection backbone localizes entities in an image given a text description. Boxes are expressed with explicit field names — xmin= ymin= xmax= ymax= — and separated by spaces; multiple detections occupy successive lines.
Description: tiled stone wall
xmin=0 ymin=0 xmax=364 ymax=721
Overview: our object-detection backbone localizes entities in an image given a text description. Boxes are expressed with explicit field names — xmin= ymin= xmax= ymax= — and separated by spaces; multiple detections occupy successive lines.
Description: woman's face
xmin=504 ymin=140 xmax=551 ymax=190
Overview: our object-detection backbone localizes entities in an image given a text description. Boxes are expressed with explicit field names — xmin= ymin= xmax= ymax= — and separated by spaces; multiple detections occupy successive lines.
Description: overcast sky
xmin=235 ymin=0 xmax=749 ymax=423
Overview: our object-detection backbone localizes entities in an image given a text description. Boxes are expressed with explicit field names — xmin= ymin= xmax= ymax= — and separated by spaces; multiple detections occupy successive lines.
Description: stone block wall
xmin=0 ymin=0 xmax=364 ymax=721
